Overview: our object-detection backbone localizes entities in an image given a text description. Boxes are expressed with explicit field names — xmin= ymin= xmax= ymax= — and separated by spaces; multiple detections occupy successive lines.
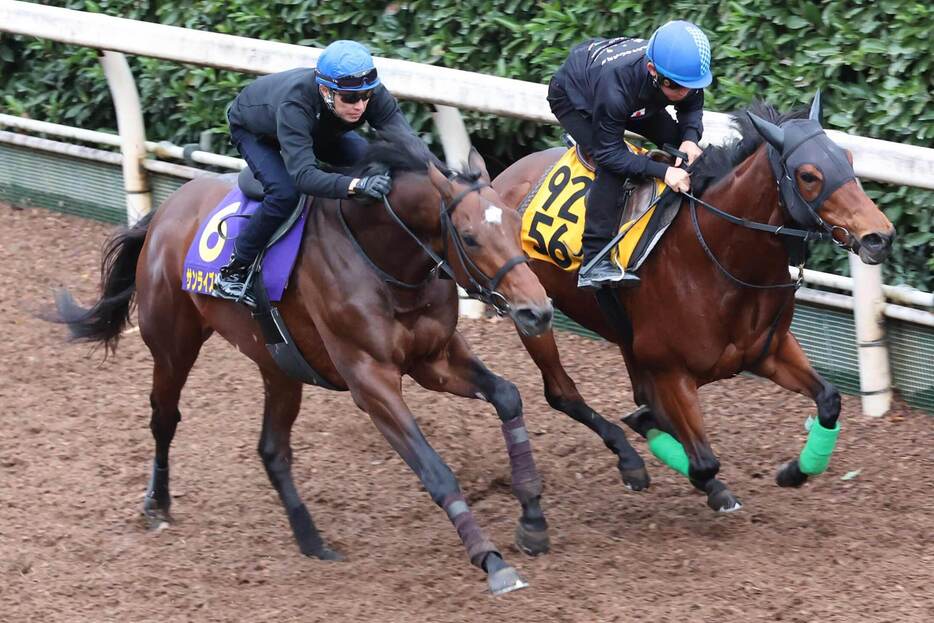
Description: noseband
xmin=337 ymin=181 xmax=527 ymax=316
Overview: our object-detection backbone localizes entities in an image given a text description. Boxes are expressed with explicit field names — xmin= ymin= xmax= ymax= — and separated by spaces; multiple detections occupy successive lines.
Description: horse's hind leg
xmin=754 ymin=332 xmax=842 ymax=489
xmin=345 ymin=359 xmax=527 ymax=595
xmin=257 ymin=367 xmax=341 ymax=560
xmin=517 ymin=328 xmax=649 ymax=490
xmin=140 ymin=303 xmax=206 ymax=527
xmin=410 ymin=332 xmax=549 ymax=557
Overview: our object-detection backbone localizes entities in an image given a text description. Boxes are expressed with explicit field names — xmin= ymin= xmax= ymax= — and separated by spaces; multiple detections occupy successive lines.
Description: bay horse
xmin=492 ymin=95 xmax=895 ymax=512
xmin=53 ymin=140 xmax=554 ymax=595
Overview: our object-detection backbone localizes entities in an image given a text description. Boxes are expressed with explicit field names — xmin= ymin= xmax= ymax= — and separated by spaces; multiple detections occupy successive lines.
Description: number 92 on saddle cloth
xmin=519 ymin=142 xmax=676 ymax=273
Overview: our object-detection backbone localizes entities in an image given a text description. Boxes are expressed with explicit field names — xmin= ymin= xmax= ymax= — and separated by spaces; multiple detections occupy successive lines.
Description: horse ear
xmin=809 ymin=89 xmax=823 ymax=124
xmin=747 ymin=111 xmax=785 ymax=152
xmin=427 ymin=160 xmax=455 ymax=201
xmin=467 ymin=146 xmax=491 ymax=184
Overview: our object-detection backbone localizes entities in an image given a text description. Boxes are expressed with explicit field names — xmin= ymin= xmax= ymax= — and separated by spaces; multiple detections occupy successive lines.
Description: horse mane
xmin=691 ymin=100 xmax=808 ymax=197
xmin=346 ymin=137 xmax=482 ymax=184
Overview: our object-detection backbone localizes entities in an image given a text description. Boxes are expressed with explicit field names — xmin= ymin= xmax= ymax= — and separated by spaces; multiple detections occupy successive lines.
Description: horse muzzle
xmin=511 ymin=302 xmax=554 ymax=337
xmin=855 ymin=229 xmax=895 ymax=265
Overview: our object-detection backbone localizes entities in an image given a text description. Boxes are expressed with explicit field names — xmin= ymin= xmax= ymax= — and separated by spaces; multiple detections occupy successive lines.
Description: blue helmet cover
xmin=647 ymin=21 xmax=712 ymax=89
xmin=314 ymin=40 xmax=381 ymax=91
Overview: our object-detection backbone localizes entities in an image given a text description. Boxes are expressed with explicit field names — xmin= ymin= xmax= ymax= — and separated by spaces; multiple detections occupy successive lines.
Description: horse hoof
xmin=304 ymin=546 xmax=345 ymax=561
xmin=706 ymin=485 xmax=742 ymax=513
xmin=142 ymin=499 xmax=173 ymax=530
xmin=708 ymin=494 xmax=742 ymax=513
xmin=776 ymin=460 xmax=809 ymax=488
xmin=487 ymin=565 xmax=529 ymax=596
xmin=515 ymin=521 xmax=550 ymax=556
xmin=619 ymin=466 xmax=651 ymax=491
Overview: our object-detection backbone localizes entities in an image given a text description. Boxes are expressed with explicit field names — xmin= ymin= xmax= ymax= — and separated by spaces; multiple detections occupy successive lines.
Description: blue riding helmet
xmin=314 ymin=40 xmax=381 ymax=91
xmin=646 ymin=21 xmax=712 ymax=89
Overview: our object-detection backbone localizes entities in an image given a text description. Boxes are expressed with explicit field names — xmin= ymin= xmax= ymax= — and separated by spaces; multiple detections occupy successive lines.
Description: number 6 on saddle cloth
xmin=181 ymin=166 xmax=340 ymax=389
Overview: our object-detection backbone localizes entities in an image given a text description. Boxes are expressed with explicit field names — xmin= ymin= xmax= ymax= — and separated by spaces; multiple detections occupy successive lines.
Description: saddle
xmin=519 ymin=142 xmax=679 ymax=274
xmin=182 ymin=168 xmax=338 ymax=389
xmin=238 ymin=166 xmax=265 ymax=200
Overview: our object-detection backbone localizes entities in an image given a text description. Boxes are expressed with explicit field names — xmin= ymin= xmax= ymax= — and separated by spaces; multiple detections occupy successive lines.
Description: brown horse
xmin=53 ymin=141 xmax=554 ymax=595
xmin=492 ymin=96 xmax=895 ymax=512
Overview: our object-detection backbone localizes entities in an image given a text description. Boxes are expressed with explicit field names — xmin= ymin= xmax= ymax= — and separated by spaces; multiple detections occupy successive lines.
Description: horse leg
xmin=754 ymin=332 xmax=842 ymax=488
xmin=517 ymin=328 xmax=649 ymax=490
xmin=140 ymin=308 xmax=206 ymax=528
xmin=410 ymin=333 xmax=549 ymax=557
xmin=257 ymin=368 xmax=341 ymax=559
xmin=643 ymin=372 xmax=742 ymax=513
xmin=346 ymin=361 xmax=527 ymax=595
xmin=621 ymin=403 xmax=736 ymax=502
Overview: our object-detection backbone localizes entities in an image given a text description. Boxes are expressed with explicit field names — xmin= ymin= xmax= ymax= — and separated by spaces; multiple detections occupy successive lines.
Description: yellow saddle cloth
xmin=520 ymin=143 xmax=668 ymax=272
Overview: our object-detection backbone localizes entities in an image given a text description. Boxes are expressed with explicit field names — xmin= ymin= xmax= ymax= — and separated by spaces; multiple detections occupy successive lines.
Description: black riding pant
xmin=228 ymin=123 xmax=368 ymax=263
xmin=547 ymin=79 xmax=680 ymax=264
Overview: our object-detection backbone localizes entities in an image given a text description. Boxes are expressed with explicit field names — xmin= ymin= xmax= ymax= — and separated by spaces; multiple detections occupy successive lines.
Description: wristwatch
xmin=348 ymin=177 xmax=361 ymax=194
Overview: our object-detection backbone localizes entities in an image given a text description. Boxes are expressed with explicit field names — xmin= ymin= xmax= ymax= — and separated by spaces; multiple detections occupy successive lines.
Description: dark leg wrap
xmin=500 ymin=416 xmax=543 ymax=500
xmin=145 ymin=464 xmax=171 ymax=509
xmin=443 ymin=493 xmax=498 ymax=568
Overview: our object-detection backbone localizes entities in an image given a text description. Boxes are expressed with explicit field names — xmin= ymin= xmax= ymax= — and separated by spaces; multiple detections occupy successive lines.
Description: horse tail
xmin=53 ymin=211 xmax=154 ymax=356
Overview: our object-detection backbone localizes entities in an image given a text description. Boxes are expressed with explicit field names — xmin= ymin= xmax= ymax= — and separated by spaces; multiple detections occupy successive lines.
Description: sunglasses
xmin=329 ymin=67 xmax=379 ymax=90
xmin=656 ymin=73 xmax=687 ymax=90
xmin=336 ymin=89 xmax=374 ymax=104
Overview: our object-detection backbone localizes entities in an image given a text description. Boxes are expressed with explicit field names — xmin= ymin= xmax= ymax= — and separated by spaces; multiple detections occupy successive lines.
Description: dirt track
xmin=1 ymin=203 xmax=932 ymax=622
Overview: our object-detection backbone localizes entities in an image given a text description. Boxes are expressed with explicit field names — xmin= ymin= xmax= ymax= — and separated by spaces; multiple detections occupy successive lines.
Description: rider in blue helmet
xmin=547 ymin=21 xmax=713 ymax=289
xmin=214 ymin=40 xmax=421 ymax=306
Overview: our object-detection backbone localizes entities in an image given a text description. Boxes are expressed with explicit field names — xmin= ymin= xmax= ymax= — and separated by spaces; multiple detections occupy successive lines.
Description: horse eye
xmin=462 ymin=233 xmax=480 ymax=247
xmin=800 ymin=172 xmax=820 ymax=184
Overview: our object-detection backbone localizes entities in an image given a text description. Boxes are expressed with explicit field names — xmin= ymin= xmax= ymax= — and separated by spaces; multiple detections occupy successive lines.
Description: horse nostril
xmin=514 ymin=306 xmax=553 ymax=333
xmin=861 ymin=233 xmax=888 ymax=253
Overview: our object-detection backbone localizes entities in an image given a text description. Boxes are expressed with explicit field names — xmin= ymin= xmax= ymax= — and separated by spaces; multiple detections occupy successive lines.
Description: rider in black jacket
xmin=547 ymin=21 xmax=713 ymax=289
xmin=213 ymin=40 xmax=421 ymax=306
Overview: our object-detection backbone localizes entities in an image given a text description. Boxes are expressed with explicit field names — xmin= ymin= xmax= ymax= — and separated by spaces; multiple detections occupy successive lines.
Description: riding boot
xmin=578 ymin=176 xmax=641 ymax=290
xmin=213 ymin=253 xmax=257 ymax=308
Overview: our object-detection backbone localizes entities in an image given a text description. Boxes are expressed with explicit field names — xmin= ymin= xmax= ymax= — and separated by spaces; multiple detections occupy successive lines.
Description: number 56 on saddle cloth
xmin=519 ymin=143 xmax=679 ymax=273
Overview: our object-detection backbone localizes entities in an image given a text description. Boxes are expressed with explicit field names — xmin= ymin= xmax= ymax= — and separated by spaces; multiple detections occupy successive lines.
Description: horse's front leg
xmin=516 ymin=327 xmax=650 ymax=490
xmin=753 ymin=332 xmax=842 ymax=488
xmin=345 ymin=359 xmax=528 ymax=596
xmin=644 ymin=371 xmax=742 ymax=513
xmin=410 ymin=332 xmax=549 ymax=557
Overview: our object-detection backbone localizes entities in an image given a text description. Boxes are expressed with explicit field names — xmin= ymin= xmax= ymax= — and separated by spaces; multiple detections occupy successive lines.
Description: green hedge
xmin=2 ymin=0 xmax=931 ymax=288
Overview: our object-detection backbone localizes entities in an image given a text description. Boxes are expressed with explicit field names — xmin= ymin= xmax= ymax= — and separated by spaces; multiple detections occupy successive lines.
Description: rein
xmin=680 ymin=138 xmax=851 ymax=290
xmin=684 ymin=191 xmax=811 ymax=290
xmin=338 ymin=181 xmax=527 ymax=316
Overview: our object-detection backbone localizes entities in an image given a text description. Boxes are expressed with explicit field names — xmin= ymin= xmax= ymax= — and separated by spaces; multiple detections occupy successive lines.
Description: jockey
xmin=214 ymin=40 xmax=421 ymax=305
xmin=547 ymin=21 xmax=713 ymax=289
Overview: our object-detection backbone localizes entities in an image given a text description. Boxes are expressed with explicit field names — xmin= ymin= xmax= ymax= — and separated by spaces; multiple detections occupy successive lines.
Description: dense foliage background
xmin=2 ymin=0 xmax=931 ymax=288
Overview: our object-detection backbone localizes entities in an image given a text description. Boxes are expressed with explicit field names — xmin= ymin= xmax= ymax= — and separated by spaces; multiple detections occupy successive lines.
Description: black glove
xmin=355 ymin=173 xmax=392 ymax=199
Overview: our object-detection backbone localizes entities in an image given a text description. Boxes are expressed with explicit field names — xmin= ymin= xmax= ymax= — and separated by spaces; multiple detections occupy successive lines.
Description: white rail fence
xmin=2 ymin=0 xmax=932 ymax=416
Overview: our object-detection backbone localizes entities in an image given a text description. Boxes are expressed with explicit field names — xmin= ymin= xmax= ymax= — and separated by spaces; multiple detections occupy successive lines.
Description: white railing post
xmin=99 ymin=50 xmax=150 ymax=225
xmin=849 ymin=253 xmax=892 ymax=416
xmin=433 ymin=104 xmax=485 ymax=319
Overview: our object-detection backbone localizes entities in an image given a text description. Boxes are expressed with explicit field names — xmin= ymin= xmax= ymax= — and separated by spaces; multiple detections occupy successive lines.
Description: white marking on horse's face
xmin=484 ymin=205 xmax=503 ymax=225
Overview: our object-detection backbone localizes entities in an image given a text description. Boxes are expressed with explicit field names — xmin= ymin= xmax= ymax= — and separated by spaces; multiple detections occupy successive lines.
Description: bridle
xmin=337 ymin=180 xmax=528 ymax=316
xmin=682 ymin=116 xmax=855 ymax=290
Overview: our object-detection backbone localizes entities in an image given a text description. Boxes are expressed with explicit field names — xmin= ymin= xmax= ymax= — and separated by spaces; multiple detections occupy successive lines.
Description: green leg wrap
xmin=798 ymin=420 xmax=841 ymax=475
xmin=646 ymin=429 xmax=689 ymax=477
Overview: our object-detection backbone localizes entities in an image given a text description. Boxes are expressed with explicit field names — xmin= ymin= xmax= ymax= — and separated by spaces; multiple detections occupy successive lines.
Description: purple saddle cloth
xmin=181 ymin=187 xmax=309 ymax=302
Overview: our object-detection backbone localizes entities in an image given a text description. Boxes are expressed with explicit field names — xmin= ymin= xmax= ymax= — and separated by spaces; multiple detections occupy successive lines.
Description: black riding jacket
xmin=227 ymin=67 xmax=418 ymax=198
xmin=551 ymin=37 xmax=705 ymax=179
